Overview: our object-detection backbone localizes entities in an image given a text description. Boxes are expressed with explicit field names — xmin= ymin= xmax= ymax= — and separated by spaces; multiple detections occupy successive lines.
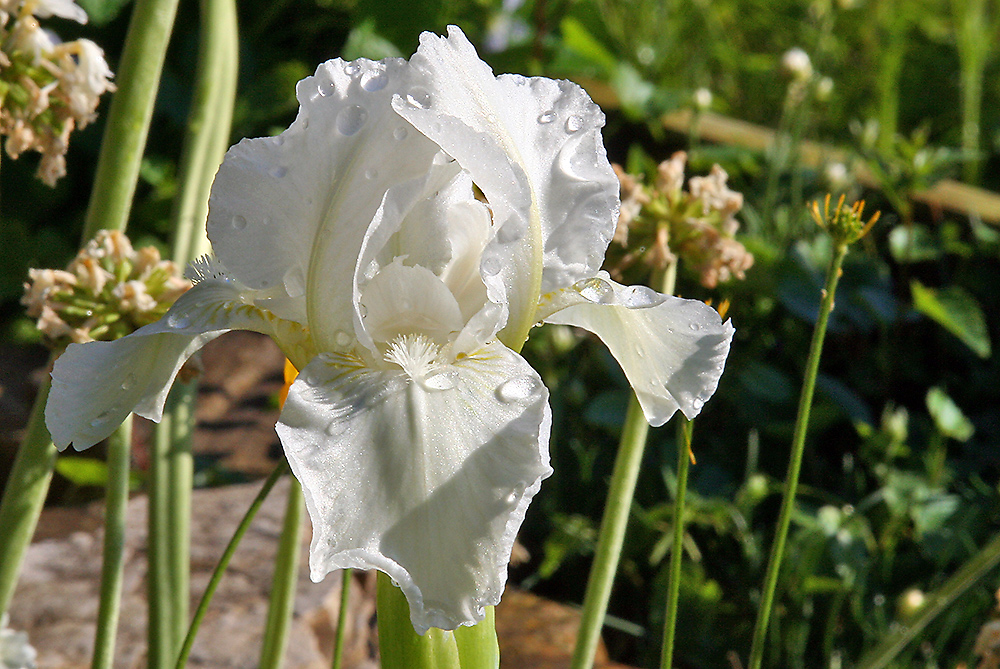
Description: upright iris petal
xmin=45 ymin=25 xmax=734 ymax=633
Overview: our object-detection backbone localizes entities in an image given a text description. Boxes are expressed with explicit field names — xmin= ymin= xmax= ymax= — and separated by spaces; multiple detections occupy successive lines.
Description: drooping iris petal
xmin=276 ymin=340 xmax=552 ymax=633
xmin=207 ymin=57 xmax=441 ymax=350
xmin=46 ymin=261 xmax=311 ymax=450
xmin=394 ymin=26 xmax=620 ymax=344
xmin=542 ymin=274 xmax=734 ymax=425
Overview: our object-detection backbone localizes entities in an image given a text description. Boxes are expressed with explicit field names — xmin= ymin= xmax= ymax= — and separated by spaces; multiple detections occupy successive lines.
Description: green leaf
xmin=888 ymin=224 xmax=942 ymax=263
xmin=76 ymin=0 xmax=133 ymax=25
xmin=56 ymin=456 xmax=110 ymax=487
xmin=559 ymin=17 xmax=618 ymax=76
xmin=911 ymin=280 xmax=991 ymax=358
xmin=926 ymin=387 xmax=974 ymax=441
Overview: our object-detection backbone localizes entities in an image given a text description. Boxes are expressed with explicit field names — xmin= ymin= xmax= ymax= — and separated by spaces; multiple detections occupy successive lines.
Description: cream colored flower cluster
xmin=22 ymin=230 xmax=190 ymax=346
xmin=0 ymin=0 xmax=115 ymax=185
xmin=611 ymin=151 xmax=754 ymax=289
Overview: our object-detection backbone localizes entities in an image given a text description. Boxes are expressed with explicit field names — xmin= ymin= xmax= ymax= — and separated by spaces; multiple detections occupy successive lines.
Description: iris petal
xmin=276 ymin=340 xmax=551 ymax=633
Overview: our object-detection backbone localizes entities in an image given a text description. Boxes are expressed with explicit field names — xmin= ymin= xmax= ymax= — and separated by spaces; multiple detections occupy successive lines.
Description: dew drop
xmin=392 ymin=126 xmax=408 ymax=141
xmin=168 ymin=312 xmax=192 ymax=329
xmin=317 ymin=79 xmax=336 ymax=97
xmin=300 ymin=117 xmax=310 ymax=129
xmin=364 ymin=168 xmax=378 ymax=180
xmin=361 ymin=69 xmax=388 ymax=91
xmin=334 ymin=330 xmax=352 ymax=348
xmin=578 ymin=277 xmax=614 ymax=304
xmin=283 ymin=268 xmax=306 ymax=298
xmin=363 ymin=260 xmax=379 ymax=281
xmin=230 ymin=214 xmax=247 ymax=230
xmin=690 ymin=397 xmax=705 ymax=413
xmin=405 ymin=87 xmax=432 ymax=109
xmin=270 ymin=166 xmax=287 ymax=178
xmin=689 ymin=322 xmax=702 ymax=331
xmin=121 ymin=373 xmax=136 ymax=391
xmin=343 ymin=61 xmax=361 ymax=77
xmin=273 ymin=134 xmax=285 ymax=146
xmin=336 ymin=105 xmax=368 ymax=136
xmin=505 ymin=484 xmax=526 ymax=505
xmin=423 ymin=371 xmax=456 ymax=391
xmin=537 ymin=110 xmax=556 ymax=124
xmin=359 ymin=303 xmax=368 ymax=318
xmin=90 ymin=409 xmax=114 ymax=428
xmin=481 ymin=255 xmax=501 ymax=276
xmin=495 ymin=375 xmax=542 ymax=404
xmin=565 ymin=115 xmax=583 ymax=133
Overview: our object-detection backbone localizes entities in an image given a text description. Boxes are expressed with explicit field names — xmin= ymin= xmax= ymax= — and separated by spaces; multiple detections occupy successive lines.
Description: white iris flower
xmin=45 ymin=27 xmax=734 ymax=633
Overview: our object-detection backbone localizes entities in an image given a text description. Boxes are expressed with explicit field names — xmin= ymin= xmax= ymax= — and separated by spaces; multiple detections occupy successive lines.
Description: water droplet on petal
xmin=361 ymin=69 xmax=388 ymax=91
xmin=335 ymin=330 xmax=352 ymax=348
xmin=481 ymin=255 xmax=501 ymax=276
xmin=422 ymin=371 xmax=456 ymax=391
xmin=393 ymin=126 xmax=408 ymax=140
xmin=565 ymin=115 xmax=583 ymax=133
xmin=336 ymin=105 xmax=368 ymax=135
xmin=343 ymin=61 xmax=361 ymax=77
xmin=505 ymin=484 xmax=526 ymax=505
xmin=317 ymin=79 xmax=336 ymax=97
xmin=273 ymin=134 xmax=285 ymax=146
xmin=230 ymin=214 xmax=247 ymax=230
xmin=359 ymin=303 xmax=368 ymax=318
xmin=363 ymin=260 xmax=379 ymax=281
xmin=121 ymin=373 xmax=136 ymax=391
xmin=283 ymin=268 xmax=306 ymax=298
xmin=325 ymin=420 xmax=347 ymax=436
xmin=168 ymin=312 xmax=192 ymax=329
xmin=405 ymin=87 xmax=432 ymax=109
xmin=90 ymin=409 xmax=114 ymax=428
xmin=300 ymin=117 xmax=310 ymax=129
xmin=270 ymin=166 xmax=287 ymax=178
xmin=537 ymin=110 xmax=556 ymax=124
xmin=578 ymin=277 xmax=614 ymax=304
xmin=689 ymin=322 xmax=701 ymax=331
xmin=690 ymin=397 xmax=705 ymax=413
xmin=495 ymin=375 xmax=543 ymax=404
xmin=364 ymin=168 xmax=378 ymax=180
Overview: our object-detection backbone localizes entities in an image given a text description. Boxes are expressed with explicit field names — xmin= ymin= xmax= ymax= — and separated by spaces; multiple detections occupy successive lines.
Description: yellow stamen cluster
xmin=809 ymin=193 xmax=880 ymax=246
xmin=609 ymin=151 xmax=754 ymax=288
xmin=0 ymin=0 xmax=115 ymax=185
xmin=22 ymin=230 xmax=190 ymax=346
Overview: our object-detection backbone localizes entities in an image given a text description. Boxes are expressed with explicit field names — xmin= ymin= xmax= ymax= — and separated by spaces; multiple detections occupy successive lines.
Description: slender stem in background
xmin=953 ymin=0 xmax=990 ymax=185
xmin=0 ymin=370 xmax=56 ymax=618
xmin=149 ymin=410 xmax=176 ymax=669
xmin=174 ymin=462 xmax=288 ymax=669
xmin=747 ymin=241 xmax=849 ymax=669
xmin=91 ymin=418 xmax=133 ymax=669
xmin=571 ymin=260 xmax=676 ymax=669
xmin=259 ymin=478 xmax=303 ymax=668
xmin=857 ymin=530 xmax=1000 ymax=669
xmin=873 ymin=0 xmax=906 ymax=154
xmin=659 ymin=417 xmax=693 ymax=669
xmin=167 ymin=384 xmax=195 ymax=649
xmin=81 ymin=0 xmax=182 ymax=240
xmin=331 ymin=569 xmax=352 ymax=669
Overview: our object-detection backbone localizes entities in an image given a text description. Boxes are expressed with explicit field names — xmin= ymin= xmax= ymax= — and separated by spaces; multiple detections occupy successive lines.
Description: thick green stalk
xmin=571 ymin=261 xmax=676 ymax=669
xmin=332 ymin=569 xmax=352 ymax=669
xmin=149 ymin=411 xmax=176 ymax=669
xmin=952 ymin=0 xmax=990 ymax=184
xmin=747 ymin=241 xmax=849 ymax=669
xmin=857 ymin=530 xmax=1000 ymax=669
xmin=91 ymin=418 xmax=133 ymax=669
xmin=82 ymin=0 xmax=182 ymax=240
xmin=259 ymin=478 xmax=303 ymax=668
xmin=377 ymin=573 xmax=499 ymax=669
xmin=174 ymin=463 xmax=288 ymax=669
xmin=0 ymin=370 xmax=56 ymax=617
xmin=659 ymin=418 xmax=693 ymax=669
xmin=167 ymin=384 xmax=196 ymax=649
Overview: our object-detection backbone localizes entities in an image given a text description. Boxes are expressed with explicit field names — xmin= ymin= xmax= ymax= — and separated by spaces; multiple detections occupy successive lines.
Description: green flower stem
xmin=149 ymin=407 xmax=177 ymax=669
xmin=747 ymin=241 xmax=849 ymax=669
xmin=571 ymin=260 xmax=676 ymax=669
xmin=857 ymin=529 xmax=1000 ymax=669
xmin=659 ymin=417 xmax=693 ymax=669
xmin=81 ymin=0 xmax=182 ymax=241
xmin=174 ymin=463 xmax=288 ymax=669
xmin=0 ymin=367 xmax=56 ymax=618
xmin=91 ymin=417 xmax=133 ymax=669
xmin=332 ymin=569 xmax=352 ymax=669
xmin=169 ymin=0 xmax=239 ymax=264
xmin=259 ymin=477 xmax=303 ymax=669
xmin=167 ymin=384 xmax=196 ymax=648
xmin=376 ymin=572 xmax=498 ymax=669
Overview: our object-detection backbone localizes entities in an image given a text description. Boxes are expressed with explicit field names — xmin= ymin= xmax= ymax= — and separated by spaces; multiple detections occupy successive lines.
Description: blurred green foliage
xmin=3 ymin=0 xmax=1000 ymax=666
